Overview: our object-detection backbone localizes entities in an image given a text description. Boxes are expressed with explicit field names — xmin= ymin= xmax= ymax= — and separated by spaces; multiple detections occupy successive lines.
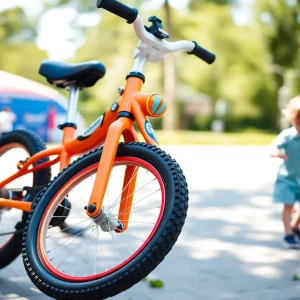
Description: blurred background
xmin=0 ymin=0 xmax=299 ymax=143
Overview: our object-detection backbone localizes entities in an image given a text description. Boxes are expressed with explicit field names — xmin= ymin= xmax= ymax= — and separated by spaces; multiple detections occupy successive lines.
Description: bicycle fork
xmin=86 ymin=76 xmax=166 ymax=232
xmin=86 ymin=117 xmax=139 ymax=232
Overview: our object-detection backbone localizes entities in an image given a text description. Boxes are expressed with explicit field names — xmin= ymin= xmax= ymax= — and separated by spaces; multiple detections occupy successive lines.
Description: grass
xmin=48 ymin=130 xmax=276 ymax=147
xmin=152 ymin=130 xmax=276 ymax=145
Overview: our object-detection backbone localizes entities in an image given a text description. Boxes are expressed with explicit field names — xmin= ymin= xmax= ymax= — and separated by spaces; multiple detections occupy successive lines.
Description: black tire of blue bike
xmin=22 ymin=142 xmax=189 ymax=299
xmin=0 ymin=130 xmax=51 ymax=269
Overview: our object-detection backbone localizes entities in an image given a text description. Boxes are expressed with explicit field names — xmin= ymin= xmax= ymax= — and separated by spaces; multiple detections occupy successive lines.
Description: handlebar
xmin=187 ymin=41 xmax=215 ymax=64
xmin=96 ymin=0 xmax=216 ymax=65
xmin=96 ymin=0 xmax=138 ymax=24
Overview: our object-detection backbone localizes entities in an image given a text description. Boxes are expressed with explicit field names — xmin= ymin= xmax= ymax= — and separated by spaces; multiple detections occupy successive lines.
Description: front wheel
xmin=22 ymin=142 xmax=189 ymax=299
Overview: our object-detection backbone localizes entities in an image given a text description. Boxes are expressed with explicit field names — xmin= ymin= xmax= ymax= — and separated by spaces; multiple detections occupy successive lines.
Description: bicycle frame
xmin=0 ymin=75 xmax=167 ymax=230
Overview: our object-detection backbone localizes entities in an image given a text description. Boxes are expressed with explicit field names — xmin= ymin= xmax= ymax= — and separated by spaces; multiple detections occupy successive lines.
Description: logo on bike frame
xmin=144 ymin=120 xmax=158 ymax=143
xmin=78 ymin=114 xmax=104 ymax=140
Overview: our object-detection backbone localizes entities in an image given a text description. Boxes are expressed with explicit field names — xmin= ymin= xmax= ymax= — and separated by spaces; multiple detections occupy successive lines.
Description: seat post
xmin=58 ymin=84 xmax=79 ymax=169
xmin=66 ymin=85 xmax=79 ymax=123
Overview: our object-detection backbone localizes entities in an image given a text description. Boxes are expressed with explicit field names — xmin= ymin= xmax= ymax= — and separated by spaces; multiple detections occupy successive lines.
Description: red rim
xmin=38 ymin=156 xmax=166 ymax=282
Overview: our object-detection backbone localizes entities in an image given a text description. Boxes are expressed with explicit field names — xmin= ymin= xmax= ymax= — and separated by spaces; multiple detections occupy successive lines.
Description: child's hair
xmin=282 ymin=96 xmax=300 ymax=122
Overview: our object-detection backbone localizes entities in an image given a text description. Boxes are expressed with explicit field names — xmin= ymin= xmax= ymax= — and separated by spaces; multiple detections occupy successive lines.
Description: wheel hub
xmin=92 ymin=208 xmax=124 ymax=232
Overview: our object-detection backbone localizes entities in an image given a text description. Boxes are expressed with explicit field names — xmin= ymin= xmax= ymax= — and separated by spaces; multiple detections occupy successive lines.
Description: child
xmin=270 ymin=96 xmax=300 ymax=248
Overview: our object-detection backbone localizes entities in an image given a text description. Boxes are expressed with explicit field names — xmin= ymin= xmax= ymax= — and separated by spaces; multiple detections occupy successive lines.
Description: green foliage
xmin=253 ymin=0 xmax=300 ymax=129
xmin=73 ymin=10 xmax=137 ymax=114
xmin=0 ymin=7 xmax=47 ymax=83
xmin=72 ymin=1 xmax=280 ymax=129
xmin=174 ymin=3 xmax=277 ymax=130
xmin=0 ymin=7 xmax=36 ymax=43
xmin=148 ymin=279 xmax=164 ymax=288
xmin=2 ymin=1 xmax=300 ymax=131
xmin=293 ymin=274 xmax=300 ymax=281
xmin=255 ymin=0 xmax=300 ymax=68
xmin=43 ymin=0 xmax=96 ymax=12
xmin=189 ymin=0 xmax=235 ymax=10
xmin=1 ymin=44 xmax=47 ymax=82
xmin=141 ymin=275 xmax=164 ymax=289
xmin=73 ymin=7 xmax=163 ymax=117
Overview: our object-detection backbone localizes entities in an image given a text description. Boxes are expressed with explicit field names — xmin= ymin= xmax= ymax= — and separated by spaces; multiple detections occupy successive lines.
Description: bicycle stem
xmin=130 ymin=15 xmax=195 ymax=74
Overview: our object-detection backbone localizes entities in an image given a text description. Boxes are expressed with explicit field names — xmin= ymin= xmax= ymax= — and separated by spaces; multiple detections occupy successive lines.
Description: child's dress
xmin=273 ymin=127 xmax=300 ymax=205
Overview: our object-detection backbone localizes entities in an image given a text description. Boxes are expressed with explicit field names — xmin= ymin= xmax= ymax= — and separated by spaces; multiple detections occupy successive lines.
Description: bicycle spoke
xmin=55 ymin=223 xmax=95 ymax=269
xmin=106 ymin=219 xmax=123 ymax=263
xmin=83 ymin=227 xmax=99 ymax=276
xmin=109 ymin=179 xmax=158 ymax=213
xmin=109 ymin=169 xmax=150 ymax=211
xmin=123 ymin=206 xmax=161 ymax=216
xmin=51 ymin=216 xmax=89 ymax=218
xmin=46 ymin=218 xmax=91 ymax=238
xmin=58 ymin=204 xmax=71 ymax=211
xmin=71 ymin=189 xmax=87 ymax=205
xmin=47 ymin=222 xmax=93 ymax=254
xmin=94 ymin=226 xmax=99 ymax=275
xmin=0 ymin=229 xmax=23 ymax=236
xmin=115 ymin=188 xmax=160 ymax=217
xmin=110 ymin=219 xmax=156 ymax=224
xmin=107 ymin=189 xmax=111 ymax=213
xmin=96 ymin=226 xmax=104 ymax=258
xmin=109 ymin=167 xmax=139 ymax=209
xmin=65 ymin=225 xmax=99 ymax=276
xmin=70 ymin=226 xmax=98 ymax=277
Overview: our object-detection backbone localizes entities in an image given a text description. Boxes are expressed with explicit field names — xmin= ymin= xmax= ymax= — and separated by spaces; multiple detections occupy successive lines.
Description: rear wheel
xmin=23 ymin=142 xmax=189 ymax=299
xmin=0 ymin=130 xmax=51 ymax=269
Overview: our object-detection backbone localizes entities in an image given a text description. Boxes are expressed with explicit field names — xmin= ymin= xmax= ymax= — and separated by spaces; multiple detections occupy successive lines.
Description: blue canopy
xmin=0 ymin=71 xmax=85 ymax=142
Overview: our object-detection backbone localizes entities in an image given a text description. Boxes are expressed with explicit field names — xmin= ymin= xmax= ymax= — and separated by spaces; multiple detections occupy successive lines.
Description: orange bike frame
xmin=0 ymin=76 xmax=167 ymax=229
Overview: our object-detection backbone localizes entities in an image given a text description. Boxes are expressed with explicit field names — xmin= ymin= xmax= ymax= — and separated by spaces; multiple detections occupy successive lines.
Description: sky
xmin=0 ymin=0 xmax=254 ymax=60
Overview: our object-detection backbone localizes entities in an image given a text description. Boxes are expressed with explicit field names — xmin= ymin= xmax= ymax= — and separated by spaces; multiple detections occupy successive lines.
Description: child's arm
xmin=270 ymin=130 xmax=288 ymax=160
xmin=270 ymin=147 xmax=288 ymax=160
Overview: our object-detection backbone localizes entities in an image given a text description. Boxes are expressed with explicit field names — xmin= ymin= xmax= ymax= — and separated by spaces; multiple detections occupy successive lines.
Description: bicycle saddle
xmin=39 ymin=60 xmax=106 ymax=89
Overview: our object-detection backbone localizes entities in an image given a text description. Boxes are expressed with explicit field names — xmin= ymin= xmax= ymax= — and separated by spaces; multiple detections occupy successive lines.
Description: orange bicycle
xmin=1 ymin=1 xmax=215 ymax=298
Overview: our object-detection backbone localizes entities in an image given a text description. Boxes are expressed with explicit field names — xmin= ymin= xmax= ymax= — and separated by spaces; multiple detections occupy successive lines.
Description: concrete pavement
xmin=1 ymin=146 xmax=300 ymax=300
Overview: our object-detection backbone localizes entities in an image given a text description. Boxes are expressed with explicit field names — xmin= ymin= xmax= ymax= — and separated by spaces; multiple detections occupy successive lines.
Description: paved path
xmin=1 ymin=146 xmax=300 ymax=300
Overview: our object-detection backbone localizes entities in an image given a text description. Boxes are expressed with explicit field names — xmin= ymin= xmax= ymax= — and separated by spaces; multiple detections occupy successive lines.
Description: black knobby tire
xmin=22 ymin=142 xmax=189 ymax=299
xmin=0 ymin=130 xmax=51 ymax=269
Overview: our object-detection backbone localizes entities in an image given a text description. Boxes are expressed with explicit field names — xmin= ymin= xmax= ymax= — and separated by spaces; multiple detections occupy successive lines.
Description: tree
xmin=189 ymin=0 xmax=234 ymax=9
xmin=45 ymin=0 xmax=281 ymax=131
xmin=254 ymin=0 xmax=300 ymax=129
xmin=0 ymin=7 xmax=36 ymax=44
xmin=42 ymin=0 xmax=96 ymax=12
xmin=162 ymin=0 xmax=177 ymax=130
xmin=255 ymin=0 xmax=300 ymax=69
xmin=74 ymin=8 xmax=141 ymax=124
xmin=0 ymin=7 xmax=47 ymax=82
xmin=175 ymin=1 xmax=277 ymax=130
xmin=147 ymin=0 xmax=236 ymax=130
